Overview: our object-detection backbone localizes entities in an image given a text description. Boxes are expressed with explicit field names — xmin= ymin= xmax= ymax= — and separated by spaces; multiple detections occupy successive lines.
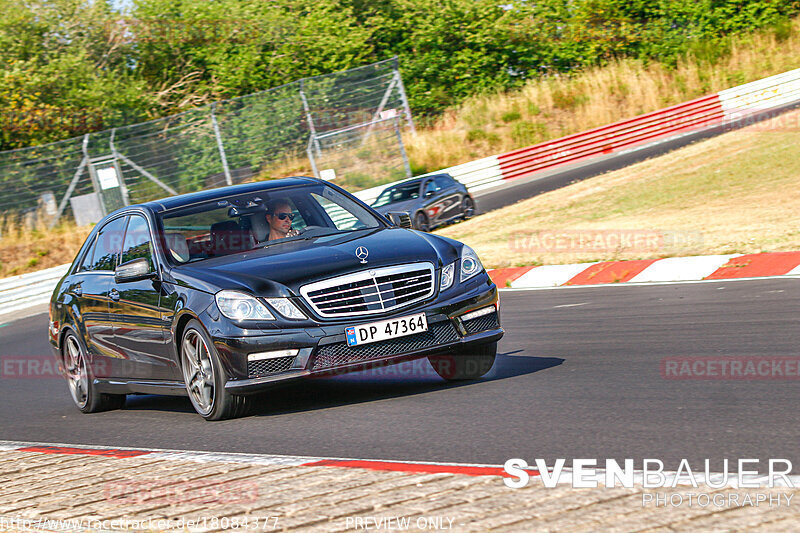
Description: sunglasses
xmin=273 ymin=212 xmax=295 ymax=221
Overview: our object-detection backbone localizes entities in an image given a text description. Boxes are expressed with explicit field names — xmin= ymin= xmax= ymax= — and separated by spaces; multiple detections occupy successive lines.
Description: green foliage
xmin=501 ymin=111 xmax=521 ymax=123
xmin=467 ymin=129 xmax=488 ymax=142
xmin=511 ymin=121 xmax=548 ymax=146
xmin=2 ymin=0 xmax=800 ymax=150
xmin=466 ymin=129 xmax=500 ymax=146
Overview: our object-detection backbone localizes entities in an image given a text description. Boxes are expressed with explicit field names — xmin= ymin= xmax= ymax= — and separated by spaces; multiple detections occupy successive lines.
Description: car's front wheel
xmin=62 ymin=331 xmax=125 ymax=413
xmin=180 ymin=319 xmax=249 ymax=421
xmin=428 ymin=342 xmax=496 ymax=381
xmin=462 ymin=196 xmax=475 ymax=220
xmin=414 ymin=212 xmax=430 ymax=232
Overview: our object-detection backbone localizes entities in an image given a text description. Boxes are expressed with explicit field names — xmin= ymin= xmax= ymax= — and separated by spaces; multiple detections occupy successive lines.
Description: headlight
xmin=215 ymin=291 xmax=275 ymax=321
xmin=460 ymin=245 xmax=484 ymax=283
xmin=440 ymin=263 xmax=455 ymax=290
xmin=264 ymin=298 xmax=306 ymax=320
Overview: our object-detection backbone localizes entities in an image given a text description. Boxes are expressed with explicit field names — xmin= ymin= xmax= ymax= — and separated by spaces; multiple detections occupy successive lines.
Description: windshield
xmin=372 ymin=181 xmax=421 ymax=208
xmin=158 ymin=183 xmax=384 ymax=264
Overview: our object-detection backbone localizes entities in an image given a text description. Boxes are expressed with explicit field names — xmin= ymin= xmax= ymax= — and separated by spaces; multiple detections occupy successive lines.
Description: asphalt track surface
xmin=1 ymin=277 xmax=798 ymax=472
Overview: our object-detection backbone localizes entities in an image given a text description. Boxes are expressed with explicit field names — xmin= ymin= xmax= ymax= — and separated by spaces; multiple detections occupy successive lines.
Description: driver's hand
xmin=287 ymin=228 xmax=300 ymax=237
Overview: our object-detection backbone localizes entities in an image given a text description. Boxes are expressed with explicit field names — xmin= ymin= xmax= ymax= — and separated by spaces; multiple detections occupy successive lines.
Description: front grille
xmin=311 ymin=320 xmax=459 ymax=370
xmin=247 ymin=356 xmax=295 ymax=378
xmin=300 ymin=263 xmax=435 ymax=318
xmin=462 ymin=312 xmax=500 ymax=335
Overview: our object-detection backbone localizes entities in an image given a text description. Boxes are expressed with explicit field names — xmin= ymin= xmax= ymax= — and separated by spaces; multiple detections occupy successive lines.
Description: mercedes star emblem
xmin=355 ymin=246 xmax=369 ymax=264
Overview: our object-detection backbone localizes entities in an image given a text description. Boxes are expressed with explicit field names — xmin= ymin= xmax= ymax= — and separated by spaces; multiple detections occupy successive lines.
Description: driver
xmin=265 ymin=198 xmax=300 ymax=240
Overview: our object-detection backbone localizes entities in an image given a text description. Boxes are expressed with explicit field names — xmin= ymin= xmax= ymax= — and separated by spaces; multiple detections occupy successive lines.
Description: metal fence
xmin=0 ymin=57 xmax=414 ymax=228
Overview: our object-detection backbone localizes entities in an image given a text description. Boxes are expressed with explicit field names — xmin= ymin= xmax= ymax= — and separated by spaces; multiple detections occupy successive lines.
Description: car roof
xmin=386 ymin=173 xmax=453 ymax=189
xmin=140 ymin=177 xmax=319 ymax=212
xmin=389 ymin=179 xmax=422 ymax=188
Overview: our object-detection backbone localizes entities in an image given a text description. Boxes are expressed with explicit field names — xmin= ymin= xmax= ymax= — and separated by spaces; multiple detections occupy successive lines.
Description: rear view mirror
xmin=386 ymin=212 xmax=412 ymax=229
xmin=115 ymin=257 xmax=154 ymax=283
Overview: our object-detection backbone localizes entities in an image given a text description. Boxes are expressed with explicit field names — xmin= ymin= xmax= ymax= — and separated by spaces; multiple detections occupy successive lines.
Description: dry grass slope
xmin=0 ymin=216 xmax=90 ymax=278
xmin=408 ymin=18 xmax=800 ymax=173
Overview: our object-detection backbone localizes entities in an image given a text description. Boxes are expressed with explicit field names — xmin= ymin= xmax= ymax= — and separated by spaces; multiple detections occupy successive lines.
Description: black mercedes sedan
xmin=49 ymin=178 xmax=502 ymax=420
xmin=371 ymin=173 xmax=475 ymax=231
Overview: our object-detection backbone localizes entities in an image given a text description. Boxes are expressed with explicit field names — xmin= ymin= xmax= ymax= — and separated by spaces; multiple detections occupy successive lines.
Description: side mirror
xmin=386 ymin=211 xmax=412 ymax=229
xmin=115 ymin=257 xmax=155 ymax=283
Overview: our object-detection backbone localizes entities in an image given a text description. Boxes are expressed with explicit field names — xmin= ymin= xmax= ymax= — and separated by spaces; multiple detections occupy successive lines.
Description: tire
xmin=428 ymin=342 xmax=497 ymax=381
xmin=62 ymin=331 xmax=125 ymax=413
xmin=414 ymin=212 xmax=430 ymax=232
xmin=462 ymin=196 xmax=475 ymax=220
xmin=180 ymin=319 xmax=250 ymax=421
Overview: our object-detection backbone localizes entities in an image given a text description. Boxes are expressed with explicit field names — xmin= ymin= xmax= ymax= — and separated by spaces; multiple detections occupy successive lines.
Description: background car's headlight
xmin=440 ymin=262 xmax=455 ymax=290
xmin=215 ymin=291 xmax=275 ymax=321
xmin=265 ymin=298 xmax=306 ymax=320
xmin=460 ymin=245 xmax=484 ymax=283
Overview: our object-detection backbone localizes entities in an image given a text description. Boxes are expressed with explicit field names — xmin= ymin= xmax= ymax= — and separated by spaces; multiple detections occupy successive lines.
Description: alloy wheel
xmin=182 ymin=329 xmax=216 ymax=416
xmin=64 ymin=336 xmax=88 ymax=409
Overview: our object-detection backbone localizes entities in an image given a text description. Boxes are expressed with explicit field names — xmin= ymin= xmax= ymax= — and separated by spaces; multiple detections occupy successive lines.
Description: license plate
xmin=345 ymin=313 xmax=428 ymax=347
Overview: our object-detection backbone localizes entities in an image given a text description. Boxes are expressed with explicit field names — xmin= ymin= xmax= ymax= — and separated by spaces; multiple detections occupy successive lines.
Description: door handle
xmin=109 ymin=288 xmax=120 ymax=302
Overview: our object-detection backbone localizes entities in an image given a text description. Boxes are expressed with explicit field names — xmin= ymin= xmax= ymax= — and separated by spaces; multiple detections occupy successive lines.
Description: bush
xmin=511 ymin=121 xmax=548 ymax=146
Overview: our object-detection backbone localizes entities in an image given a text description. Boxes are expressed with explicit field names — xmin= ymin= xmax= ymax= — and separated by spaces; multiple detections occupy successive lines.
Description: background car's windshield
xmin=158 ymin=184 xmax=383 ymax=264
xmin=372 ymin=181 xmax=420 ymax=208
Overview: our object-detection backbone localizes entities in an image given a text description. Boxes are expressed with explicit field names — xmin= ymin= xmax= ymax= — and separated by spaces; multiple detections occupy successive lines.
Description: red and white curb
xmin=490 ymin=251 xmax=800 ymax=289
xmin=1 ymin=440 xmax=797 ymax=489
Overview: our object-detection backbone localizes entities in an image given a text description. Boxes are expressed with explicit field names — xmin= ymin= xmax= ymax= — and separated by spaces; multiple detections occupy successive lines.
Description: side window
xmin=91 ymin=216 xmax=128 ymax=271
xmin=423 ymin=180 xmax=439 ymax=196
xmin=121 ymin=215 xmax=153 ymax=269
xmin=78 ymin=236 xmax=97 ymax=273
xmin=435 ymin=176 xmax=454 ymax=189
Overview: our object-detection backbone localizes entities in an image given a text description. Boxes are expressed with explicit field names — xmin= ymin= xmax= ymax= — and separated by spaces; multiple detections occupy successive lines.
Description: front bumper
xmin=213 ymin=276 xmax=503 ymax=394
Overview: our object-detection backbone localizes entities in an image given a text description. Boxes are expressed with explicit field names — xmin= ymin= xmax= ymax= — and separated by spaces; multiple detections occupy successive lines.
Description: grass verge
xmin=436 ymin=108 xmax=800 ymax=269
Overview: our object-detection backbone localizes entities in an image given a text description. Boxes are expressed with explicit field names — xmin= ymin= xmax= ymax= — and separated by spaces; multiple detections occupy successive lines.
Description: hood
xmin=373 ymin=199 xmax=418 ymax=215
xmin=170 ymin=227 xmax=461 ymax=296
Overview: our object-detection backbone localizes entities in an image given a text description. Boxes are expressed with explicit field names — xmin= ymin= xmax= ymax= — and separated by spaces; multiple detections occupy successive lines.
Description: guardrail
xmin=718 ymin=68 xmax=800 ymax=113
xmin=499 ymin=67 xmax=800 ymax=183
xmin=0 ymin=264 xmax=69 ymax=316
xmin=350 ymin=67 xmax=800 ymax=202
xmin=3 ymin=67 xmax=800 ymax=314
xmin=498 ymin=94 xmax=724 ymax=181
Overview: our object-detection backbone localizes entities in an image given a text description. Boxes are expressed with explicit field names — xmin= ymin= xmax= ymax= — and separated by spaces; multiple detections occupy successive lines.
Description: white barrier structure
xmin=0 ymin=264 xmax=69 ymax=316
xmin=719 ymin=67 xmax=800 ymax=114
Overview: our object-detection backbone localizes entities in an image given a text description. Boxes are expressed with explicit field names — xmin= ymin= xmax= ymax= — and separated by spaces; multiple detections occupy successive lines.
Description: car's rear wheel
xmin=428 ymin=342 xmax=496 ymax=381
xmin=462 ymin=196 xmax=475 ymax=220
xmin=181 ymin=320 xmax=249 ymax=421
xmin=63 ymin=332 xmax=125 ymax=413
xmin=414 ymin=212 xmax=430 ymax=232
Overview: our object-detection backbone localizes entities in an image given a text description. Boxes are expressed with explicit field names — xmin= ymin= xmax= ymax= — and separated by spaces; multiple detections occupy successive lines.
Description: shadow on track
xmin=121 ymin=349 xmax=563 ymax=417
